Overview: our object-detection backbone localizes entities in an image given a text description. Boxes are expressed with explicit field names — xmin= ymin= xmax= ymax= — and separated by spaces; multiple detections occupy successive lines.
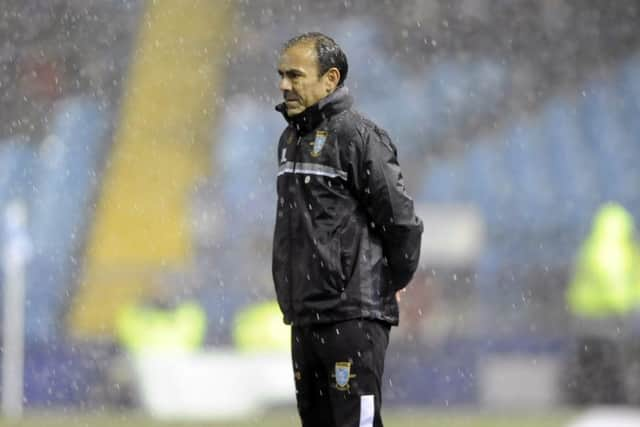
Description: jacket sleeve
xmin=351 ymin=125 xmax=423 ymax=290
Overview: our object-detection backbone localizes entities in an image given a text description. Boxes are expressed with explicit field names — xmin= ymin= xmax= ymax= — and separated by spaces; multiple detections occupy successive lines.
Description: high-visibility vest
xmin=232 ymin=300 xmax=290 ymax=352
xmin=567 ymin=203 xmax=640 ymax=317
xmin=116 ymin=301 xmax=206 ymax=353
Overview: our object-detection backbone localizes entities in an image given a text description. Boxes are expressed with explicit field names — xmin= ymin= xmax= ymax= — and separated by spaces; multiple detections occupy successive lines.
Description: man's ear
xmin=325 ymin=67 xmax=340 ymax=92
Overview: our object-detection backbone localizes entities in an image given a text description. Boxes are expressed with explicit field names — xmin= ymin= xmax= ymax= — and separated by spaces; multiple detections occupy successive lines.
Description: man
xmin=564 ymin=202 xmax=640 ymax=404
xmin=272 ymin=32 xmax=423 ymax=427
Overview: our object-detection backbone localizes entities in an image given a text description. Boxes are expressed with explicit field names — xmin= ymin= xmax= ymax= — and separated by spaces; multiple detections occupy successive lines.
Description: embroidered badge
xmin=311 ymin=130 xmax=328 ymax=157
xmin=333 ymin=361 xmax=356 ymax=391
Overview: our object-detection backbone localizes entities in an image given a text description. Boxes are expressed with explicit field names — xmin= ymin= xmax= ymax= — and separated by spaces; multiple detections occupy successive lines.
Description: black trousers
xmin=564 ymin=335 xmax=627 ymax=405
xmin=291 ymin=319 xmax=390 ymax=427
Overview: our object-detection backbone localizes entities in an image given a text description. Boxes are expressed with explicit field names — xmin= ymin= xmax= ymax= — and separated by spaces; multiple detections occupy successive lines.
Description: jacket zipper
xmin=288 ymin=133 xmax=302 ymax=321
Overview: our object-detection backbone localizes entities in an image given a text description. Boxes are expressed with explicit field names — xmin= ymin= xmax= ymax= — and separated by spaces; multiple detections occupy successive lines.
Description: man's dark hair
xmin=283 ymin=32 xmax=348 ymax=86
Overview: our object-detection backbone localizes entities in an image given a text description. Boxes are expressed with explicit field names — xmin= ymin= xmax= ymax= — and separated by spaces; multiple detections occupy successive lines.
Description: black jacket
xmin=272 ymin=87 xmax=423 ymax=326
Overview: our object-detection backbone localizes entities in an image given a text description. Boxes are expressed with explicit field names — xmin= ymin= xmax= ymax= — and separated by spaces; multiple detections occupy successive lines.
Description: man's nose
xmin=279 ymin=77 xmax=291 ymax=92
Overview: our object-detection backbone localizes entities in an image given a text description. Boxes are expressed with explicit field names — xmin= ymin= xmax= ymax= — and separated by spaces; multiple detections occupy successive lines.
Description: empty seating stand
xmin=419 ymin=52 xmax=640 ymax=309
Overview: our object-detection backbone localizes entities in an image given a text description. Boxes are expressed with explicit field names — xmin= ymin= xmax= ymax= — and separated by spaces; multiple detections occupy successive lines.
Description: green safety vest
xmin=116 ymin=301 xmax=206 ymax=353
xmin=567 ymin=203 xmax=640 ymax=317
xmin=232 ymin=300 xmax=290 ymax=352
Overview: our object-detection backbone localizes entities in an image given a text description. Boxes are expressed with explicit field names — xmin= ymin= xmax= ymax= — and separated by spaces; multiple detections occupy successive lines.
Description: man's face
xmin=278 ymin=42 xmax=334 ymax=116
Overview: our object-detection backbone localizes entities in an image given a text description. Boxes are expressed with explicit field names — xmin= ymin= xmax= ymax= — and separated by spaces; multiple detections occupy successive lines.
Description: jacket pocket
xmin=338 ymin=219 xmax=361 ymax=283
xmin=311 ymin=234 xmax=344 ymax=294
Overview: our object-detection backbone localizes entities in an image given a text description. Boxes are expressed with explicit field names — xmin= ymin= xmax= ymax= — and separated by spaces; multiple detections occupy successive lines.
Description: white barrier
xmin=567 ymin=407 xmax=640 ymax=427
xmin=130 ymin=349 xmax=295 ymax=420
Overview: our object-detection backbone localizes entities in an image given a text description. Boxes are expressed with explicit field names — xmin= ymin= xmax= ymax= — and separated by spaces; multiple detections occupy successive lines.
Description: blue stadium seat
xmin=541 ymin=98 xmax=601 ymax=228
xmin=217 ymin=96 xmax=279 ymax=238
xmin=463 ymin=138 xmax=511 ymax=234
xmin=502 ymin=120 xmax=556 ymax=232
xmin=579 ymin=82 xmax=635 ymax=204
xmin=361 ymin=76 xmax=429 ymax=159
xmin=465 ymin=62 xmax=509 ymax=148
xmin=333 ymin=17 xmax=387 ymax=101
xmin=26 ymin=96 xmax=110 ymax=343
xmin=614 ymin=56 xmax=640 ymax=212
xmin=425 ymin=62 xmax=475 ymax=142
xmin=617 ymin=54 xmax=640 ymax=149
xmin=419 ymin=159 xmax=467 ymax=204
xmin=465 ymin=60 xmax=511 ymax=117
xmin=209 ymin=97 xmax=280 ymax=311
xmin=618 ymin=54 xmax=640 ymax=126
xmin=423 ymin=60 xmax=510 ymax=142
xmin=0 ymin=136 xmax=36 ymax=211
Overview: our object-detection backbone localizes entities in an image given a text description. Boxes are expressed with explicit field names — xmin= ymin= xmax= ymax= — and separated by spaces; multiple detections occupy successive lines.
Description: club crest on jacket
xmin=311 ymin=130 xmax=328 ymax=157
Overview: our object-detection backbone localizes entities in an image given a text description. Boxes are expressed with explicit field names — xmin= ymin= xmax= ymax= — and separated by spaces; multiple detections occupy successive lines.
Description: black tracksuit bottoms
xmin=291 ymin=319 xmax=390 ymax=427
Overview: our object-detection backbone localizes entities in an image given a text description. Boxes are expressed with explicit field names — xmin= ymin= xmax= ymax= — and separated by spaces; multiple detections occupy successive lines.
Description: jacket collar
xmin=275 ymin=86 xmax=353 ymax=134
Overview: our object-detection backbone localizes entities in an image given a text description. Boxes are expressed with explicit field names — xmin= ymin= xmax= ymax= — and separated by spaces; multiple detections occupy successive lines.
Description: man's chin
xmin=286 ymin=106 xmax=305 ymax=116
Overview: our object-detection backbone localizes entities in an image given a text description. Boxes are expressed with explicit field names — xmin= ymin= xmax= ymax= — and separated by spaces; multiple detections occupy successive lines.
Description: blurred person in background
xmin=1 ymin=53 xmax=64 ymax=141
xmin=112 ymin=288 xmax=207 ymax=407
xmin=272 ymin=32 xmax=423 ymax=427
xmin=565 ymin=202 xmax=640 ymax=405
xmin=116 ymin=294 xmax=207 ymax=355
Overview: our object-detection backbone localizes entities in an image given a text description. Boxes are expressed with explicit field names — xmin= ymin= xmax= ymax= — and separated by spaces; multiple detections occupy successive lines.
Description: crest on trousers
xmin=311 ymin=130 xmax=328 ymax=157
xmin=333 ymin=361 xmax=355 ymax=390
